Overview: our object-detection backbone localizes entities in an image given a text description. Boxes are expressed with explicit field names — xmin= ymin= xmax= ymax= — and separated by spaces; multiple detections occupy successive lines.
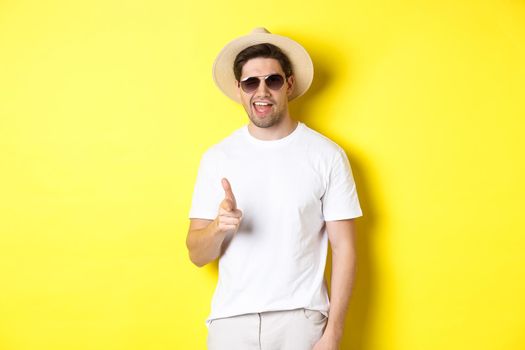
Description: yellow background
xmin=1 ymin=0 xmax=524 ymax=349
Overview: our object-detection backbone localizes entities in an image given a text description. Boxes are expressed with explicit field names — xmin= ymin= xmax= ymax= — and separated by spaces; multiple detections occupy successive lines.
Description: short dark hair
xmin=233 ymin=43 xmax=293 ymax=81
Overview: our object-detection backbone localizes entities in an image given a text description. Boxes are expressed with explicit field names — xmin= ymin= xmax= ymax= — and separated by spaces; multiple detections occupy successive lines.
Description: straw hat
xmin=212 ymin=27 xmax=314 ymax=103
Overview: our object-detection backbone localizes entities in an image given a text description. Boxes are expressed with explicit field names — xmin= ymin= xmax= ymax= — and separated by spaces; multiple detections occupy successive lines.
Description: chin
xmin=250 ymin=114 xmax=282 ymax=129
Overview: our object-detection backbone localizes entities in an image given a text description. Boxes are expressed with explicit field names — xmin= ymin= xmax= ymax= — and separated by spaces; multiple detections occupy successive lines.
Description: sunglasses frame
xmin=238 ymin=73 xmax=287 ymax=93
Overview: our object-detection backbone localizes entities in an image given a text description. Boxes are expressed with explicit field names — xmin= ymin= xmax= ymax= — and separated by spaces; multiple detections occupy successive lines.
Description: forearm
xmin=186 ymin=185 xmax=243 ymax=268
xmin=324 ymin=243 xmax=357 ymax=342
xmin=186 ymin=219 xmax=227 ymax=267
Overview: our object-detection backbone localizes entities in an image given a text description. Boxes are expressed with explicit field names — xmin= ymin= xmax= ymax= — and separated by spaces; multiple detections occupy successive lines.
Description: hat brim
xmin=213 ymin=32 xmax=314 ymax=104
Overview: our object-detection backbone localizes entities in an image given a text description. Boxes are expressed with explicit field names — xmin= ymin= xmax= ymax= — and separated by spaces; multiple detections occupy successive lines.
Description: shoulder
xmin=299 ymin=123 xmax=345 ymax=159
xmin=200 ymin=126 xmax=246 ymax=162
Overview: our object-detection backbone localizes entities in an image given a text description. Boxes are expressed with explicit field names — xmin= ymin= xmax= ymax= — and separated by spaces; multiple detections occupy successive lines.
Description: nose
xmin=254 ymin=77 xmax=271 ymax=97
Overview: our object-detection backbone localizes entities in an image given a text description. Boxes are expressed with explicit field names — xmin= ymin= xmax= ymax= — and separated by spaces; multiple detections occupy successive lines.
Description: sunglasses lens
xmin=240 ymin=77 xmax=260 ymax=93
xmin=266 ymin=74 xmax=285 ymax=90
xmin=240 ymin=74 xmax=285 ymax=93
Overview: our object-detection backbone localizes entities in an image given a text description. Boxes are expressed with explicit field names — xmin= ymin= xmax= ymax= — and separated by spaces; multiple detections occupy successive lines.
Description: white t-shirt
xmin=189 ymin=122 xmax=362 ymax=326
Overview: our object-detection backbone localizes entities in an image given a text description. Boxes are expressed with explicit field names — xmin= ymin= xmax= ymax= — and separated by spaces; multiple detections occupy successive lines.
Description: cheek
xmin=242 ymin=98 xmax=253 ymax=112
xmin=240 ymin=94 xmax=251 ymax=106
xmin=276 ymin=94 xmax=288 ymax=106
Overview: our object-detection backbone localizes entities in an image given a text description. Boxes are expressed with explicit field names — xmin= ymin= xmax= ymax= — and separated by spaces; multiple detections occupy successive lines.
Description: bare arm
xmin=316 ymin=219 xmax=357 ymax=348
xmin=186 ymin=218 xmax=226 ymax=267
xmin=186 ymin=178 xmax=242 ymax=267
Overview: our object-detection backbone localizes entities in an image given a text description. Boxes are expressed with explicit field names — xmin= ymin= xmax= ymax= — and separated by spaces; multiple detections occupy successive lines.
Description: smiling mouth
xmin=253 ymin=101 xmax=273 ymax=115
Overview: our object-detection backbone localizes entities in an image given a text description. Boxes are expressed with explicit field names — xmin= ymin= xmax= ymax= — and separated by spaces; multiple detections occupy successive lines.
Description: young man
xmin=186 ymin=28 xmax=363 ymax=350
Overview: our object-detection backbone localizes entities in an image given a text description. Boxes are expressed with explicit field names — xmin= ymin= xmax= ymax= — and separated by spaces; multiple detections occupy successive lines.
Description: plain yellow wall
xmin=1 ymin=0 xmax=524 ymax=349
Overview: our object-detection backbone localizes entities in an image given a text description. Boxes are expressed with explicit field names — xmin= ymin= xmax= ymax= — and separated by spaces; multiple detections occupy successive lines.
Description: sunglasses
xmin=238 ymin=74 xmax=286 ymax=93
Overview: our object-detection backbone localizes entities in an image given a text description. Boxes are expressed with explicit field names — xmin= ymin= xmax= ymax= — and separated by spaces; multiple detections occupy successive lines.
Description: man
xmin=186 ymin=28 xmax=362 ymax=350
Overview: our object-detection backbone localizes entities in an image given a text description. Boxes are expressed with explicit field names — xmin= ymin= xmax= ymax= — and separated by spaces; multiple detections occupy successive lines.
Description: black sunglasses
xmin=238 ymin=74 xmax=286 ymax=93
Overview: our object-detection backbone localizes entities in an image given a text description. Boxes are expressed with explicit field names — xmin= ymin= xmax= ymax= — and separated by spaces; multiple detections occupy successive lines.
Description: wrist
xmin=211 ymin=218 xmax=227 ymax=239
xmin=323 ymin=324 xmax=343 ymax=343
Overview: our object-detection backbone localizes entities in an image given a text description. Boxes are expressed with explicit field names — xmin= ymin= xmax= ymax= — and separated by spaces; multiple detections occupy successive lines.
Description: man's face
xmin=237 ymin=57 xmax=294 ymax=129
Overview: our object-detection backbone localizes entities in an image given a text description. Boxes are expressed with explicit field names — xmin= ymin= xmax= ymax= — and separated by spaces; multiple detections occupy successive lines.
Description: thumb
xmin=220 ymin=198 xmax=234 ymax=212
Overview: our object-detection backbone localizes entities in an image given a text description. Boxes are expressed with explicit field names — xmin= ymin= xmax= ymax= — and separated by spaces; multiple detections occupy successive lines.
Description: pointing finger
xmin=221 ymin=178 xmax=237 ymax=210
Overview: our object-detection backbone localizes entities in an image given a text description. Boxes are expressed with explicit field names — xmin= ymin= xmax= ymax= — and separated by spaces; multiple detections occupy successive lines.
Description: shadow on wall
xmin=287 ymin=33 xmax=341 ymax=127
xmin=329 ymin=154 xmax=378 ymax=350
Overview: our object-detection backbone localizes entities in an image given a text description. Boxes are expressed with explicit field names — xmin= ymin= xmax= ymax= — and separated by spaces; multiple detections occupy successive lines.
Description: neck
xmin=248 ymin=116 xmax=298 ymax=141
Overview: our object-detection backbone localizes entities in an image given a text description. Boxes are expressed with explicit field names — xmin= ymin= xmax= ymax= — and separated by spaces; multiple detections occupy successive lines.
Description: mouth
xmin=252 ymin=101 xmax=273 ymax=116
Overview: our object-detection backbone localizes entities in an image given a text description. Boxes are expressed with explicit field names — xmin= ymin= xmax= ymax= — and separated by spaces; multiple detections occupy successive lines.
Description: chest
xmin=221 ymin=149 xmax=327 ymax=215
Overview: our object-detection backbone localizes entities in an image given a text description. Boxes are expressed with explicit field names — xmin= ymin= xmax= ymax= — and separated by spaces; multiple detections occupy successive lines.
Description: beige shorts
xmin=207 ymin=308 xmax=328 ymax=350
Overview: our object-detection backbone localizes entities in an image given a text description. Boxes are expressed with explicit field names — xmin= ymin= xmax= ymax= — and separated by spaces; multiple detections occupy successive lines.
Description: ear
xmin=286 ymin=75 xmax=295 ymax=97
xmin=235 ymin=80 xmax=241 ymax=100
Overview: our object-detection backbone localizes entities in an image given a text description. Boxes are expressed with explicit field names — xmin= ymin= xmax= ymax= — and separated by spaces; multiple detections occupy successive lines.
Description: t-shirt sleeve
xmin=189 ymin=149 xmax=223 ymax=220
xmin=322 ymin=148 xmax=363 ymax=221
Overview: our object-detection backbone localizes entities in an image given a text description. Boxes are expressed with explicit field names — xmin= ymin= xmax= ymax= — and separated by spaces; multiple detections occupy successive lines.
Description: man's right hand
xmin=215 ymin=178 xmax=243 ymax=235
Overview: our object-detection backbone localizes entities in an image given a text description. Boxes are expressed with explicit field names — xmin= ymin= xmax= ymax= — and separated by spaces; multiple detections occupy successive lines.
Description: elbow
xmin=190 ymin=256 xmax=206 ymax=268
xmin=186 ymin=230 xmax=218 ymax=267
xmin=186 ymin=238 xmax=205 ymax=267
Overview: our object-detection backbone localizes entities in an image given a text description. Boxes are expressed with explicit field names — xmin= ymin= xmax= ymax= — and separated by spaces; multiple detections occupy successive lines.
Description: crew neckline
xmin=242 ymin=122 xmax=305 ymax=147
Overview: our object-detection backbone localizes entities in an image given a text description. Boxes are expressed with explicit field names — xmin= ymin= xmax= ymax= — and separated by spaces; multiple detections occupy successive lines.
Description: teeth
xmin=254 ymin=102 xmax=270 ymax=106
